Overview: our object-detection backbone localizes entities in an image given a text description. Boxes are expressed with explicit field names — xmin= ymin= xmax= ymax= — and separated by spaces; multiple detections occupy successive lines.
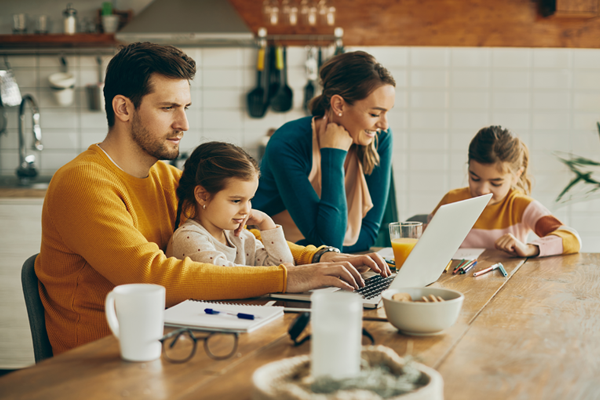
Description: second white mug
xmin=105 ymin=283 xmax=165 ymax=362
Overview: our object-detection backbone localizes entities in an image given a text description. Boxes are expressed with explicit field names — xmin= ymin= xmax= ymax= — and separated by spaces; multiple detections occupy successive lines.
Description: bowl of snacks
xmin=381 ymin=287 xmax=464 ymax=336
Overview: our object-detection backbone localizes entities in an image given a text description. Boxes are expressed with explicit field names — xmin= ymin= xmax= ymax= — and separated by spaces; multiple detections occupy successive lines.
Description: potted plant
xmin=555 ymin=123 xmax=600 ymax=205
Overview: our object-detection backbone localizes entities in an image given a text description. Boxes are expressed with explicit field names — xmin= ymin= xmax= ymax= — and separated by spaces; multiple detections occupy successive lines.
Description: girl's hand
xmin=495 ymin=233 xmax=540 ymax=257
xmin=233 ymin=213 xmax=250 ymax=237
xmin=245 ymin=209 xmax=277 ymax=232
xmin=318 ymin=114 xmax=353 ymax=151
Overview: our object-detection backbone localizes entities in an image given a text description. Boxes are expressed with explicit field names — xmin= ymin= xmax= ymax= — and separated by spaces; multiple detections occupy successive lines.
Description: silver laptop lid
xmin=390 ymin=193 xmax=492 ymax=288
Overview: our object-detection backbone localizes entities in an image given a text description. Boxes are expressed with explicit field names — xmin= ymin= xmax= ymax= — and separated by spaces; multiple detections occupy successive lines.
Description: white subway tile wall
xmin=1 ymin=46 xmax=598 ymax=251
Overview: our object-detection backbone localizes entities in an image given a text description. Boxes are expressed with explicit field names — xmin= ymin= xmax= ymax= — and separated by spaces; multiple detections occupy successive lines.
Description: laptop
xmin=270 ymin=193 xmax=492 ymax=308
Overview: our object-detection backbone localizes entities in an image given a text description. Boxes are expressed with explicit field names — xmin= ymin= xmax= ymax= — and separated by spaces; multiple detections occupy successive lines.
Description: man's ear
xmin=194 ymin=185 xmax=210 ymax=206
xmin=112 ymin=95 xmax=133 ymax=123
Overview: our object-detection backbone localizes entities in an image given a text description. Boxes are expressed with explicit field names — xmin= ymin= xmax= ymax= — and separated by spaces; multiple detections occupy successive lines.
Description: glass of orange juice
xmin=389 ymin=222 xmax=423 ymax=270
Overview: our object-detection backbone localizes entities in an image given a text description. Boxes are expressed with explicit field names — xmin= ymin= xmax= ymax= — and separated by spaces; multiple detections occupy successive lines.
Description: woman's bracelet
xmin=312 ymin=246 xmax=341 ymax=263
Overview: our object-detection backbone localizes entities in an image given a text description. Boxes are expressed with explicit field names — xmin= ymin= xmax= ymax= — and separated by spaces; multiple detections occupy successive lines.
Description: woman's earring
xmin=338 ymin=113 xmax=342 ymax=117
xmin=202 ymin=204 xmax=206 ymax=209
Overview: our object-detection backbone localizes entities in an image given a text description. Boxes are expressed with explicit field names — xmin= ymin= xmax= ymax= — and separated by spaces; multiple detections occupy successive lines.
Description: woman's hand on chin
xmin=318 ymin=114 xmax=353 ymax=151
xmin=319 ymin=251 xmax=392 ymax=277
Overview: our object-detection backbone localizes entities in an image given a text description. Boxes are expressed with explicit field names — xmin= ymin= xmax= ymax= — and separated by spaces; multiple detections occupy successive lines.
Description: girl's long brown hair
xmin=308 ymin=51 xmax=395 ymax=175
xmin=174 ymin=141 xmax=259 ymax=230
xmin=468 ymin=126 xmax=532 ymax=195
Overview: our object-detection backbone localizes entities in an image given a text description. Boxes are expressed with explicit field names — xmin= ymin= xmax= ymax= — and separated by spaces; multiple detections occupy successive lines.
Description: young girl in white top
xmin=166 ymin=142 xmax=294 ymax=267
xmin=430 ymin=125 xmax=581 ymax=257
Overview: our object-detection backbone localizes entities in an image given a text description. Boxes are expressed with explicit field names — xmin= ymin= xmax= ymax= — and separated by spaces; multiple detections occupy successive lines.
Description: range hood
xmin=115 ymin=0 xmax=255 ymax=47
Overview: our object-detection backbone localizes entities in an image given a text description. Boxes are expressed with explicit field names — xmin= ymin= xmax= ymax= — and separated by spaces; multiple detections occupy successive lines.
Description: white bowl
xmin=48 ymin=72 xmax=75 ymax=89
xmin=252 ymin=346 xmax=444 ymax=400
xmin=382 ymin=287 xmax=464 ymax=336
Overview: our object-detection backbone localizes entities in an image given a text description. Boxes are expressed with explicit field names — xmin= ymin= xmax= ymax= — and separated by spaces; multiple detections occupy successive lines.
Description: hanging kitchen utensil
xmin=0 ymin=57 xmax=22 ymax=107
xmin=267 ymin=45 xmax=280 ymax=104
xmin=0 ymin=57 xmax=22 ymax=135
xmin=86 ymin=55 xmax=105 ymax=111
xmin=270 ymin=46 xmax=293 ymax=113
xmin=247 ymin=46 xmax=268 ymax=118
xmin=303 ymin=47 xmax=318 ymax=114
xmin=334 ymin=27 xmax=345 ymax=56
xmin=0 ymin=107 xmax=6 ymax=135
xmin=318 ymin=47 xmax=323 ymax=69
xmin=49 ymin=56 xmax=75 ymax=107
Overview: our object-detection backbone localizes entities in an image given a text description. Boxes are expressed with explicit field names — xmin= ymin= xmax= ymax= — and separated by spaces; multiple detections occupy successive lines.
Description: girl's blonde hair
xmin=174 ymin=141 xmax=259 ymax=230
xmin=308 ymin=51 xmax=395 ymax=175
xmin=468 ymin=126 xmax=532 ymax=195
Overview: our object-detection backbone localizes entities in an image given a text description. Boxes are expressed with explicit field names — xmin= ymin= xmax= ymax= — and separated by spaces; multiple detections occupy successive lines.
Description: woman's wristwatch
xmin=312 ymin=246 xmax=341 ymax=263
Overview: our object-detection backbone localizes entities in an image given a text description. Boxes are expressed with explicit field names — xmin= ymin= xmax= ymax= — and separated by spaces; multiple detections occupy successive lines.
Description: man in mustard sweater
xmin=36 ymin=42 xmax=388 ymax=355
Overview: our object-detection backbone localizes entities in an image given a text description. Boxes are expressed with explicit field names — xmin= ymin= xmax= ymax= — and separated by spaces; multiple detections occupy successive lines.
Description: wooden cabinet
xmin=554 ymin=0 xmax=600 ymax=17
xmin=229 ymin=0 xmax=600 ymax=48
xmin=0 ymin=199 xmax=43 ymax=369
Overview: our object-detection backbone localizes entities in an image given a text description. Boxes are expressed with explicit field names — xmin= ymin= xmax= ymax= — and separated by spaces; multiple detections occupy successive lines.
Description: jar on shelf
xmin=63 ymin=3 xmax=77 ymax=35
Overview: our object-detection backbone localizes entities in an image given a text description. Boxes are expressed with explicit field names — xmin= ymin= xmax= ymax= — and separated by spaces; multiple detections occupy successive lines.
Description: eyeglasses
xmin=288 ymin=312 xmax=375 ymax=346
xmin=159 ymin=328 xmax=239 ymax=363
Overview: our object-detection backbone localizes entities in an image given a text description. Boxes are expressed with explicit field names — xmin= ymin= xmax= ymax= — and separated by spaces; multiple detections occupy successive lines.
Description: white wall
xmin=1 ymin=45 xmax=598 ymax=251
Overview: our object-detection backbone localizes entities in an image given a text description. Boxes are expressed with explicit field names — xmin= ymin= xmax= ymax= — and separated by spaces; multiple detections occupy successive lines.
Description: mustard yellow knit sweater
xmin=37 ymin=144 xmax=318 ymax=355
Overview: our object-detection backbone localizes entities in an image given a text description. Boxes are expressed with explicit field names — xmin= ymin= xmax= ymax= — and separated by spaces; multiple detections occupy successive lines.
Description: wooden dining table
xmin=1 ymin=250 xmax=599 ymax=400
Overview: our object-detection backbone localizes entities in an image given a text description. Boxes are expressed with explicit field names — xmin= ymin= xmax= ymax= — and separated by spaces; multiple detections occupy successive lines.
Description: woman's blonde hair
xmin=308 ymin=51 xmax=395 ymax=175
xmin=468 ymin=125 xmax=532 ymax=195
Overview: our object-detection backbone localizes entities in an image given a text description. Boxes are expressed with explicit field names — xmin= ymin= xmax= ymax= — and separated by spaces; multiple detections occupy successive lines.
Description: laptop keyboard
xmin=355 ymin=274 xmax=395 ymax=299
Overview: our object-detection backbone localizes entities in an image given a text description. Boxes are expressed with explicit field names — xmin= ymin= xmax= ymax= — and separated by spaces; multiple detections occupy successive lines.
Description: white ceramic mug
xmin=310 ymin=291 xmax=362 ymax=379
xmin=105 ymin=284 xmax=165 ymax=362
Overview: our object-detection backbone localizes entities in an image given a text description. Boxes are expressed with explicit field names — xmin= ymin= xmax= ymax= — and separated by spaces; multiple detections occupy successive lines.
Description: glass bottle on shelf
xmin=63 ymin=3 xmax=77 ymax=35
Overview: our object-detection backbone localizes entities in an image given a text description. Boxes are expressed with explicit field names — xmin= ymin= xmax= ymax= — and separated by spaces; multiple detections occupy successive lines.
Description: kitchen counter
xmin=0 ymin=175 xmax=51 ymax=198
xmin=0 ymin=187 xmax=46 ymax=198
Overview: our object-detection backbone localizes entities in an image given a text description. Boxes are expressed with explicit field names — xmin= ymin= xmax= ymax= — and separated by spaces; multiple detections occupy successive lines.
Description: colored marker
xmin=473 ymin=262 xmax=503 ymax=277
xmin=453 ymin=259 xmax=468 ymax=274
xmin=460 ymin=259 xmax=476 ymax=272
xmin=460 ymin=261 xmax=477 ymax=274
xmin=497 ymin=263 xmax=508 ymax=277
xmin=444 ymin=260 xmax=453 ymax=273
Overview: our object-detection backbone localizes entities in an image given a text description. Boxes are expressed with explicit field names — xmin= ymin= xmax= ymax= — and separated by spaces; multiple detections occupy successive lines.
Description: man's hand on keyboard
xmin=285 ymin=261 xmax=365 ymax=293
xmin=319 ymin=252 xmax=392 ymax=277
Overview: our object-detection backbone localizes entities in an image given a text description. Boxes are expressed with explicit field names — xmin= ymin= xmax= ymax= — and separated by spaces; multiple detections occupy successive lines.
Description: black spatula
xmin=271 ymin=46 xmax=293 ymax=113
xmin=246 ymin=47 xmax=268 ymax=118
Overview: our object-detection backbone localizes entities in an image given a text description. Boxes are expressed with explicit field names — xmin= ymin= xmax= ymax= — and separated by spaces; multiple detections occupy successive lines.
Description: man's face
xmin=131 ymin=73 xmax=192 ymax=161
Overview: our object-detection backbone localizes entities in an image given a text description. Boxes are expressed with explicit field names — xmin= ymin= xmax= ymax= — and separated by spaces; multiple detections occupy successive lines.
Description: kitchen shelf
xmin=0 ymin=33 xmax=121 ymax=49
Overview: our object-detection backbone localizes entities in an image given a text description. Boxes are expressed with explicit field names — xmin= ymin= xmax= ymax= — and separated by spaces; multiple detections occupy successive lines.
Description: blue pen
xmin=204 ymin=308 xmax=255 ymax=320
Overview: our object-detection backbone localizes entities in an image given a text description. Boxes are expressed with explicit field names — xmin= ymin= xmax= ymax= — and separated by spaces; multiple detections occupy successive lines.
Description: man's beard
xmin=131 ymin=112 xmax=180 ymax=161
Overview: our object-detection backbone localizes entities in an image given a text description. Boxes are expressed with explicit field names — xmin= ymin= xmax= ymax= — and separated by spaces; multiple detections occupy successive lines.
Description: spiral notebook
xmin=164 ymin=300 xmax=284 ymax=333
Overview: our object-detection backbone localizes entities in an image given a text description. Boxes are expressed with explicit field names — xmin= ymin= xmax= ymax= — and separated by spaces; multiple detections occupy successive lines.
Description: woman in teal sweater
xmin=253 ymin=51 xmax=396 ymax=252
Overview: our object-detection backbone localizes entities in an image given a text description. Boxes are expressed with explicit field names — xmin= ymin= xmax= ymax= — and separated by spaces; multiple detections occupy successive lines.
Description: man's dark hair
xmin=103 ymin=42 xmax=196 ymax=127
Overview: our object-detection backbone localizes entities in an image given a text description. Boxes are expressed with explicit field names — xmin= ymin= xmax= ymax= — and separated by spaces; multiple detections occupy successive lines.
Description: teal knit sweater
xmin=253 ymin=116 xmax=393 ymax=252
